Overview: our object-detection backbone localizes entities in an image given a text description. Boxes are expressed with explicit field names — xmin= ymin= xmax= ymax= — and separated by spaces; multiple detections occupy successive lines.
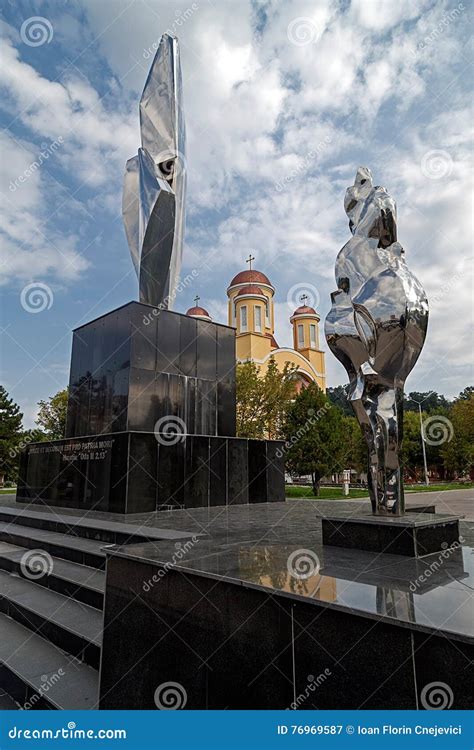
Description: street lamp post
xmin=418 ymin=403 xmax=430 ymax=486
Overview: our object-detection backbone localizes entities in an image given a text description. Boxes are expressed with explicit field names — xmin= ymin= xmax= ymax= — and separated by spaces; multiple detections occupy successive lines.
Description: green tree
xmin=404 ymin=391 xmax=451 ymax=412
xmin=342 ymin=415 xmax=367 ymax=474
xmin=326 ymin=385 xmax=353 ymax=416
xmin=36 ymin=388 xmax=68 ymax=440
xmin=455 ymin=386 xmax=474 ymax=402
xmin=282 ymin=383 xmax=347 ymax=495
xmin=400 ymin=410 xmax=425 ymax=481
xmin=0 ymin=386 xmax=24 ymax=483
xmin=236 ymin=359 xmax=297 ymax=439
xmin=441 ymin=394 xmax=474 ymax=478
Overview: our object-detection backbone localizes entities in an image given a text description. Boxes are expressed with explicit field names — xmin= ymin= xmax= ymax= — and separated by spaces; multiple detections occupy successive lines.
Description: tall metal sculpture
xmin=325 ymin=168 xmax=429 ymax=515
xmin=123 ymin=33 xmax=186 ymax=309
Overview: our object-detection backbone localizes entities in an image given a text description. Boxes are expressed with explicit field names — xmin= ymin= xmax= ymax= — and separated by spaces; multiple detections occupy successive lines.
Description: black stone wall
xmin=16 ymin=433 xmax=285 ymax=513
xmin=99 ymin=555 xmax=474 ymax=709
xmin=17 ymin=300 xmax=286 ymax=513
xmin=65 ymin=302 xmax=236 ymax=439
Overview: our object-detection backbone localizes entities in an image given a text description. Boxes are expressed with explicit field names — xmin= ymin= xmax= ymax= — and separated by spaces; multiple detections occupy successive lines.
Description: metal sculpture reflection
xmin=123 ymin=33 xmax=186 ymax=309
xmin=325 ymin=168 xmax=429 ymax=515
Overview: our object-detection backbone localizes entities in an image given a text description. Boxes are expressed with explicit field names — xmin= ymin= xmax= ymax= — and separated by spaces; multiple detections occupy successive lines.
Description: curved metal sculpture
xmin=325 ymin=167 xmax=429 ymax=515
xmin=123 ymin=33 xmax=186 ymax=309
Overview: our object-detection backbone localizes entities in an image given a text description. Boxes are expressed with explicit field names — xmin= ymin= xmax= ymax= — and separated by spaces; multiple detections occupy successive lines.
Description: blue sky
xmin=1 ymin=0 xmax=472 ymax=427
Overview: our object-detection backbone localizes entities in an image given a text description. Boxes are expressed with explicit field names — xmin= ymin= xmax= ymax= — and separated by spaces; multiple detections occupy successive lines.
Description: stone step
xmin=0 ymin=542 xmax=105 ymax=610
xmin=0 ymin=570 xmax=102 ymax=669
xmin=0 ymin=521 xmax=106 ymax=570
xmin=0 ymin=506 xmax=196 ymax=545
xmin=0 ymin=613 xmax=98 ymax=709
xmin=0 ymin=689 xmax=19 ymax=709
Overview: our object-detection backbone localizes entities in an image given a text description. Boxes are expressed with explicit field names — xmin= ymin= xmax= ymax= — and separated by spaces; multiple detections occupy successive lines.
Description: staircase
xmin=0 ymin=505 xmax=193 ymax=710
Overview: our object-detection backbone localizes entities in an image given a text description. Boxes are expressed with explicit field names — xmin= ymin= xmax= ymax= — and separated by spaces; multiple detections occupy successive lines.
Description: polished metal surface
xmin=325 ymin=168 xmax=429 ymax=515
xmin=122 ymin=33 xmax=186 ymax=309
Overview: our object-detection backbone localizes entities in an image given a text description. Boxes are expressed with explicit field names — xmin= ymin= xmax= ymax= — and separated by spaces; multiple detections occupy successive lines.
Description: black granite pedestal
xmin=16 ymin=301 xmax=285 ymax=513
xmin=322 ymin=512 xmax=462 ymax=557
xmin=16 ymin=432 xmax=284 ymax=513
xmin=97 ymin=501 xmax=473 ymax=710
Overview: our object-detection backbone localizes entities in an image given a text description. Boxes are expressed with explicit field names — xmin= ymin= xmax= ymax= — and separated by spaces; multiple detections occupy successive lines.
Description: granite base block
xmin=322 ymin=513 xmax=462 ymax=557
xmin=99 ymin=549 xmax=473 ymax=710
xmin=16 ymin=432 xmax=285 ymax=514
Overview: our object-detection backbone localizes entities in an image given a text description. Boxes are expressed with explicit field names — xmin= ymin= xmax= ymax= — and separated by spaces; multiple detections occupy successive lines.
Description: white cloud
xmin=0 ymin=131 xmax=89 ymax=285
xmin=0 ymin=39 xmax=138 ymax=187
xmin=1 ymin=0 xmax=471 ymax=397
xmin=350 ymin=0 xmax=432 ymax=30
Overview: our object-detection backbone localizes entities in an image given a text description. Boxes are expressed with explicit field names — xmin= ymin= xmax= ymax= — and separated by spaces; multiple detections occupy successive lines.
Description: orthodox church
xmin=186 ymin=259 xmax=326 ymax=392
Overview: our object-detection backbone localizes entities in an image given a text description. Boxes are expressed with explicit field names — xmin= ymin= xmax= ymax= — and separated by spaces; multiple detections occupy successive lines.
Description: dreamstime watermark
xmin=287 ymin=548 xmax=320 ymax=579
xmin=154 ymin=415 xmax=187 ymax=445
xmin=409 ymin=537 xmax=465 ymax=592
xmin=286 ymin=282 xmax=320 ymax=313
xmin=154 ymin=681 xmax=188 ymax=709
xmin=9 ymin=433 xmax=35 ymax=460
xmin=287 ymin=17 xmax=320 ymax=46
xmin=420 ymin=681 xmax=454 ymax=710
xmin=143 ymin=5 xmax=199 ymax=58
xmin=276 ymin=403 xmax=330 ymax=459
xmin=143 ymin=537 xmax=200 ymax=591
xmin=20 ymin=549 xmax=54 ymax=580
xmin=8 ymin=724 xmax=127 ymax=740
xmin=410 ymin=4 xmax=465 ymax=58
xmin=20 ymin=282 xmax=54 ymax=313
xmin=22 ymin=669 xmax=65 ymax=710
xmin=20 ymin=16 xmax=54 ymax=46
xmin=423 ymin=415 xmax=454 ymax=445
xmin=143 ymin=269 xmax=199 ymax=325
xmin=275 ymin=136 xmax=332 ymax=192
xmin=9 ymin=137 xmax=64 ymax=192
xmin=288 ymin=669 xmax=332 ymax=709
xmin=155 ymin=148 xmax=187 ymax=180
xmin=420 ymin=149 xmax=453 ymax=180
xmin=431 ymin=256 xmax=473 ymax=303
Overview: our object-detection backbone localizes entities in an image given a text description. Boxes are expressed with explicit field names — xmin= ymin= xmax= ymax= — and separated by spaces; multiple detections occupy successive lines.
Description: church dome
xmin=292 ymin=304 xmax=317 ymax=316
xmin=186 ymin=305 xmax=212 ymax=321
xmin=229 ymin=269 xmax=273 ymax=288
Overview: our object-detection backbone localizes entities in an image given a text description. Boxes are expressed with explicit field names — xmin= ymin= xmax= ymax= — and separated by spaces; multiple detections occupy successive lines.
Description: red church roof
xmin=229 ymin=269 xmax=273 ymax=287
xmin=235 ymin=284 xmax=265 ymax=297
xmin=186 ymin=306 xmax=212 ymax=320
xmin=292 ymin=304 xmax=317 ymax=316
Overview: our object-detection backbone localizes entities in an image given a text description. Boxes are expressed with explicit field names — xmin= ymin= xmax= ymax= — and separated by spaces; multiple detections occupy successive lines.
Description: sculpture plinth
xmin=17 ymin=303 xmax=285 ymax=513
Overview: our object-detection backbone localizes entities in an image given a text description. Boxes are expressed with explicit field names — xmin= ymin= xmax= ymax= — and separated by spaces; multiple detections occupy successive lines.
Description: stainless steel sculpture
xmin=123 ymin=33 xmax=186 ymax=309
xmin=325 ymin=167 xmax=429 ymax=515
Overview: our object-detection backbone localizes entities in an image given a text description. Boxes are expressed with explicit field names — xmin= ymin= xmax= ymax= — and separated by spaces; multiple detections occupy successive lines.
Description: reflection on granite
xmin=109 ymin=530 xmax=474 ymax=642
xmin=1 ymin=492 xmax=473 ymax=639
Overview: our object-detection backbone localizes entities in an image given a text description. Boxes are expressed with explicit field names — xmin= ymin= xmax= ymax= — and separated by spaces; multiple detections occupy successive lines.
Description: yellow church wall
xmin=239 ymin=347 xmax=326 ymax=392
xmin=228 ymin=286 xmax=274 ymax=333
xmin=305 ymin=349 xmax=326 ymax=377
xmin=236 ymin=332 xmax=272 ymax=361
xmin=223 ymin=265 xmax=327 ymax=393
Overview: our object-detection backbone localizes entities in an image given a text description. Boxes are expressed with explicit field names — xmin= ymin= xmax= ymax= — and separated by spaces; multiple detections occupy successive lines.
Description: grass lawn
xmin=286 ymin=482 xmax=473 ymax=500
xmin=0 ymin=488 xmax=16 ymax=494
xmin=286 ymin=485 xmax=368 ymax=500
